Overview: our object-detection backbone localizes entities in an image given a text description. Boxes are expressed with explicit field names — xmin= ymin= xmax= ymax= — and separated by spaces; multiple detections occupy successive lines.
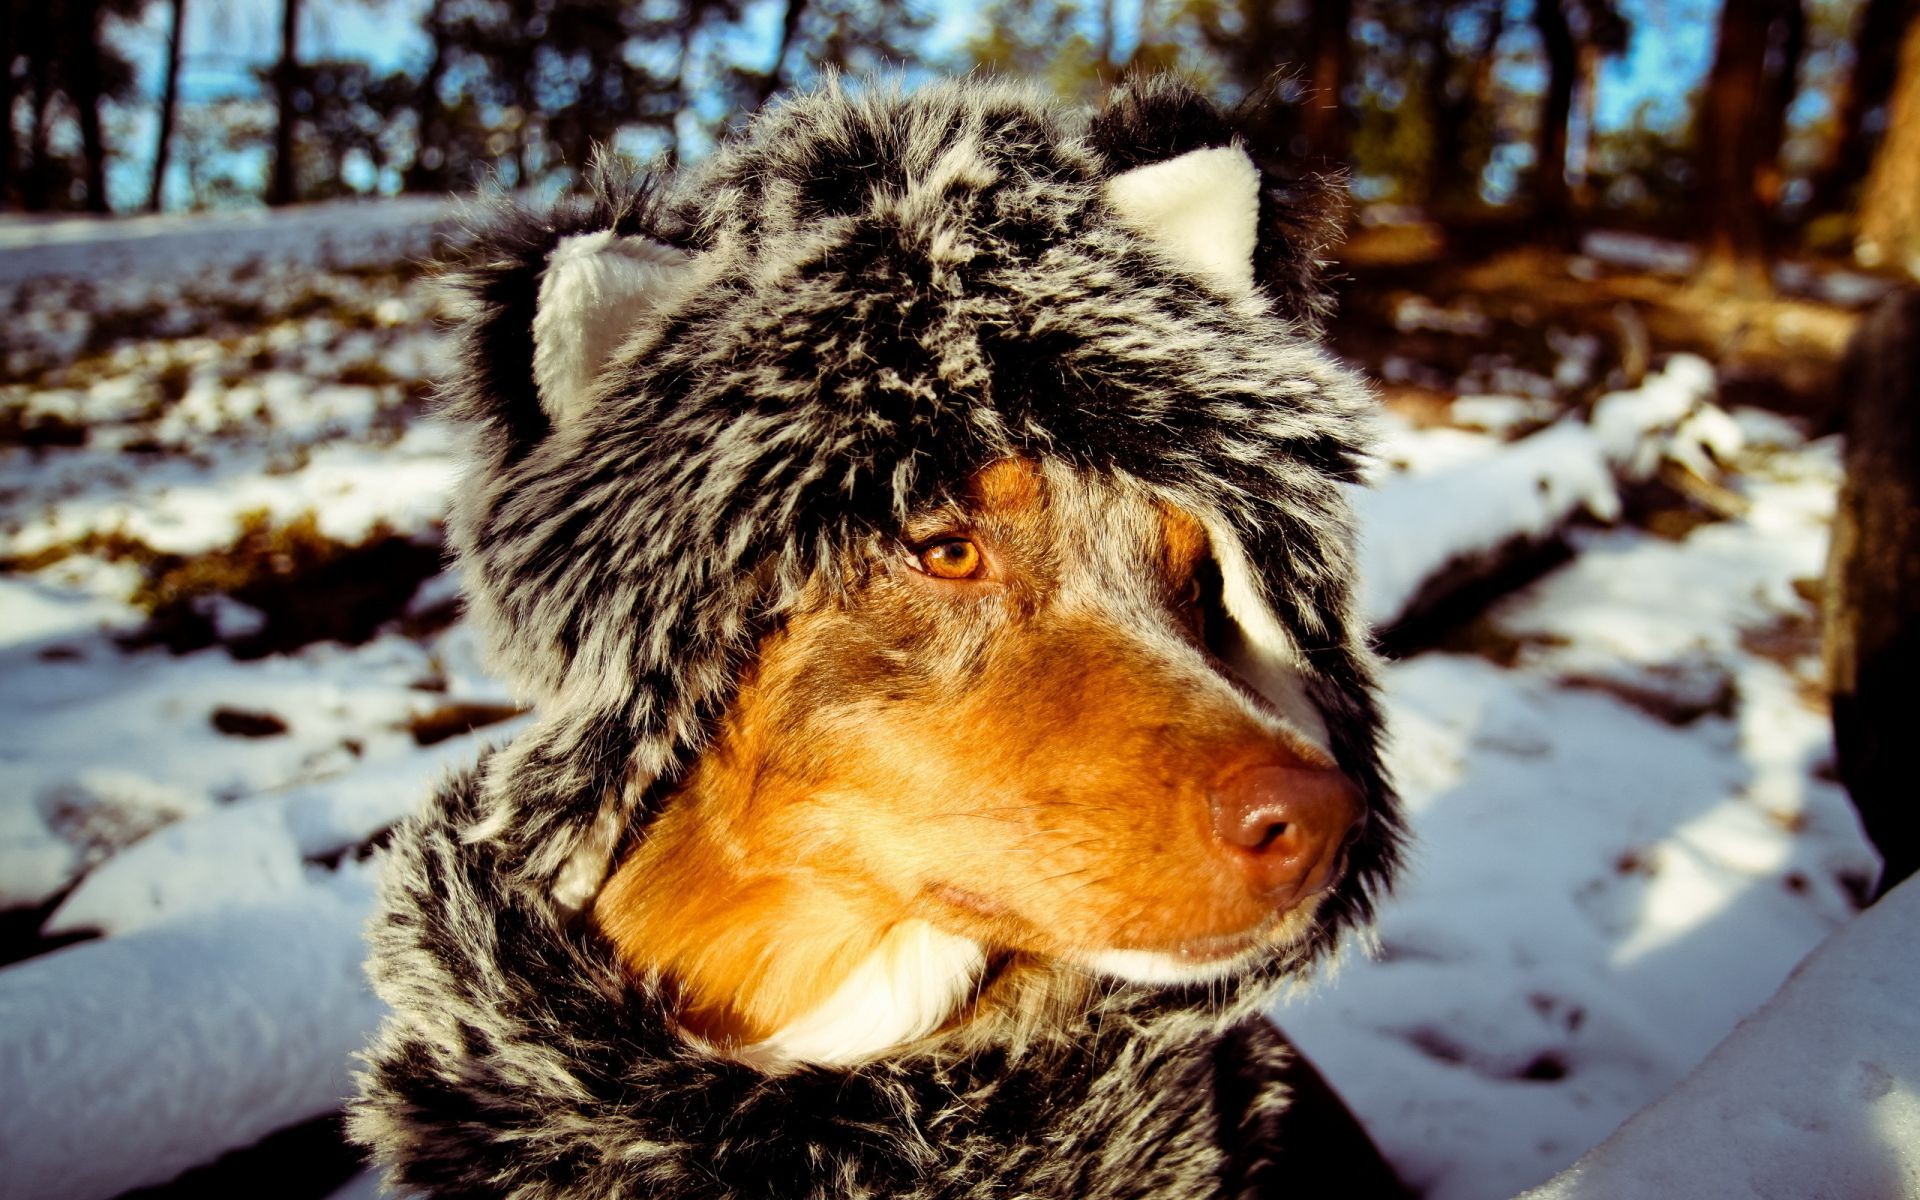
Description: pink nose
xmin=1208 ymin=759 xmax=1362 ymax=905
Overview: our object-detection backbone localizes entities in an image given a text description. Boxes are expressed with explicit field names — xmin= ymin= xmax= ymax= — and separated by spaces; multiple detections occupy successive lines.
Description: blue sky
xmin=101 ymin=0 xmax=1753 ymax=209
xmin=122 ymin=0 xmax=1726 ymax=125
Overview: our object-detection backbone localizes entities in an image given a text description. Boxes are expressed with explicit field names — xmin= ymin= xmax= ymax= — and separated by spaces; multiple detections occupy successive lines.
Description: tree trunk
xmin=68 ymin=0 xmax=109 ymax=213
xmin=1824 ymin=291 xmax=1920 ymax=898
xmin=406 ymin=0 xmax=449 ymax=192
xmin=1298 ymin=0 xmax=1350 ymax=164
xmin=1752 ymin=0 xmax=1805 ymax=213
xmin=1856 ymin=13 xmax=1920 ymax=275
xmin=1808 ymin=0 xmax=1916 ymax=217
xmin=1424 ymin=3 xmax=1503 ymax=214
xmin=1533 ymin=0 xmax=1576 ymax=235
xmin=149 ymin=0 xmax=186 ymax=213
xmin=24 ymin=33 xmax=51 ymax=212
xmin=269 ymin=0 xmax=302 ymax=206
xmin=0 ymin=1 xmax=16 ymax=208
xmin=1697 ymin=0 xmax=1793 ymax=294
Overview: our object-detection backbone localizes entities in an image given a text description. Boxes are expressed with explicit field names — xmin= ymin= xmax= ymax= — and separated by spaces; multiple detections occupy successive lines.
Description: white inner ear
xmin=532 ymin=230 xmax=695 ymax=425
xmin=1103 ymin=144 xmax=1261 ymax=298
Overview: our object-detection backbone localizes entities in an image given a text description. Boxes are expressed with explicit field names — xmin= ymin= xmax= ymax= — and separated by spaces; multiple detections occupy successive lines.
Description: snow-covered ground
xmin=0 ymin=205 xmax=1894 ymax=1200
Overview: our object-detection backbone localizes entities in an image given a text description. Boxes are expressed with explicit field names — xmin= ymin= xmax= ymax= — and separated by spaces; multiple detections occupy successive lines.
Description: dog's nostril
xmin=1251 ymin=821 xmax=1289 ymax=854
xmin=1207 ymin=759 xmax=1362 ymax=900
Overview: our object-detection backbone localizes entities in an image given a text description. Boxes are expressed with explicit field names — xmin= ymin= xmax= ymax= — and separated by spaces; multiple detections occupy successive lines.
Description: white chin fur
xmin=741 ymin=920 xmax=984 ymax=1069
xmin=1077 ymin=946 xmax=1256 ymax=986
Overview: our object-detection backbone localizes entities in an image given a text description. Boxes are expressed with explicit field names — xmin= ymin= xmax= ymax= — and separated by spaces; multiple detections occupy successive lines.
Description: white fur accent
xmin=1204 ymin=522 xmax=1334 ymax=756
xmin=1103 ymin=145 xmax=1261 ymax=297
xmin=533 ymin=231 xmax=694 ymax=424
xmin=1080 ymin=947 xmax=1249 ymax=985
xmin=549 ymin=803 xmax=626 ymax=912
xmin=742 ymin=921 xmax=984 ymax=1068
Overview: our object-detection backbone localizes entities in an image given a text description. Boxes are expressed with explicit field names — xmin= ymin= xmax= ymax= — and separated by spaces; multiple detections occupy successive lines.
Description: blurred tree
xmin=269 ymin=0 xmax=300 ymax=205
xmin=1 ymin=0 xmax=15 ymax=206
xmin=388 ymin=0 xmax=927 ymax=194
xmin=432 ymin=0 xmax=687 ymax=190
xmin=1750 ymin=0 xmax=1805 ymax=214
xmin=173 ymin=97 xmax=273 ymax=208
xmin=402 ymin=0 xmax=452 ymax=192
xmin=254 ymin=58 xmax=415 ymax=200
xmin=1418 ymin=0 xmax=1505 ymax=213
xmin=970 ymin=0 xmax=1108 ymax=101
xmin=1807 ymin=0 xmax=1917 ymax=217
xmin=1532 ymin=0 xmax=1626 ymax=235
xmin=1825 ymin=291 xmax=1920 ymax=898
xmin=1855 ymin=5 xmax=1920 ymax=273
xmin=1300 ymin=0 xmax=1351 ymax=163
xmin=148 ymin=0 xmax=185 ymax=212
xmin=1697 ymin=0 xmax=1802 ymax=292
xmin=66 ymin=1 xmax=111 ymax=211
xmin=8 ymin=0 xmax=140 ymax=212
xmin=1585 ymin=99 xmax=1694 ymax=219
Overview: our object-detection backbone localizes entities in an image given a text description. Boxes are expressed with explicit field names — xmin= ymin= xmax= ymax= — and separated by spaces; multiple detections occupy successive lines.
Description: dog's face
xmin=596 ymin=456 xmax=1365 ymax=1053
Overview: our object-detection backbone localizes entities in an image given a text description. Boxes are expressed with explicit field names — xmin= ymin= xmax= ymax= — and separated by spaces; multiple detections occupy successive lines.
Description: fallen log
xmin=1358 ymin=354 xmax=1743 ymax=646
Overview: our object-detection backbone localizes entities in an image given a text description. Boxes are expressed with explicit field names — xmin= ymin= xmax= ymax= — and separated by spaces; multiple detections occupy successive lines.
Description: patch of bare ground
xmin=1334 ymin=222 xmax=1887 ymax=425
xmin=1 ymin=510 xmax=445 ymax=657
xmin=1741 ymin=577 xmax=1831 ymax=714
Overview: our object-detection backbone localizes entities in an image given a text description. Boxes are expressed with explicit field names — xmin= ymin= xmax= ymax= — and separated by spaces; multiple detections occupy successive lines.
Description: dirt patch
xmin=1331 ymin=227 xmax=1874 ymax=426
xmin=4 ymin=511 xmax=446 ymax=657
xmin=404 ymin=701 xmax=526 ymax=746
xmin=124 ymin=512 xmax=447 ymax=657
xmin=210 ymin=706 xmax=291 ymax=738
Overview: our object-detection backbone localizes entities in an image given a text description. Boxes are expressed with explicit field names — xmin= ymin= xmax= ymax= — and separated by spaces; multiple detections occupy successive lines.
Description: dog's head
xmin=444 ymin=77 xmax=1401 ymax=1064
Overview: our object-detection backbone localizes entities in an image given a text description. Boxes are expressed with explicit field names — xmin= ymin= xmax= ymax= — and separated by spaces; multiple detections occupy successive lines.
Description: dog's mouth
xmin=927 ymin=873 xmax=1338 ymax=985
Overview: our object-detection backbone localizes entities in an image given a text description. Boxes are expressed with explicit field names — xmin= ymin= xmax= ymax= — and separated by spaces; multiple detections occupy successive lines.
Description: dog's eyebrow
xmin=968 ymin=458 xmax=1044 ymax=515
xmin=1157 ymin=505 xmax=1211 ymax=580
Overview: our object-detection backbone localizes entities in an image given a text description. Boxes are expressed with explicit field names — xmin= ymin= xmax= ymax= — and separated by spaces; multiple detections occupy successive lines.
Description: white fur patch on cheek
xmin=532 ymin=231 xmax=695 ymax=425
xmin=742 ymin=920 xmax=984 ymax=1069
xmin=1103 ymin=145 xmax=1261 ymax=298
xmin=1204 ymin=523 xmax=1334 ymax=757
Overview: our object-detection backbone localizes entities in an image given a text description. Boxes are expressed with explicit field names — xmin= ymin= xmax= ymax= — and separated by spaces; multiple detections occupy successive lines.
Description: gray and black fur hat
xmin=352 ymin=75 xmax=1404 ymax=1199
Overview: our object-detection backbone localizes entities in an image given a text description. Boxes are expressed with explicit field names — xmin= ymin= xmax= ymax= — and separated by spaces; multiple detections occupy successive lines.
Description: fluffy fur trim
xmin=353 ymin=75 xmax=1404 ymax=1198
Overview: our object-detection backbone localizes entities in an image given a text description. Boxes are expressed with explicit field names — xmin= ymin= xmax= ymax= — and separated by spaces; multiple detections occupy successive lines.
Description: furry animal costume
xmin=352 ymin=76 xmax=1405 ymax=1198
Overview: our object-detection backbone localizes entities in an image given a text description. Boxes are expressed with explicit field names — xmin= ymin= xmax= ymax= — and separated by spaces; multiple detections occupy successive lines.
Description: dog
xmin=353 ymin=76 xmax=1405 ymax=1199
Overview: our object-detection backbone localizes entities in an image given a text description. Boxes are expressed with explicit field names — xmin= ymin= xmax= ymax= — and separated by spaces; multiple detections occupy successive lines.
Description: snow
xmin=0 ymin=196 xmax=454 ymax=285
xmin=1282 ymin=422 xmax=1880 ymax=1199
xmin=0 ymin=203 xmax=1896 ymax=1199
xmin=0 ymin=877 xmax=384 ymax=1200
xmin=1355 ymin=418 xmax=1617 ymax=626
xmin=1518 ymin=874 xmax=1920 ymax=1200
xmin=1448 ymin=394 xmax=1559 ymax=437
xmin=1356 ymin=356 xmax=1749 ymax=630
xmin=1580 ymin=231 xmax=1699 ymax=276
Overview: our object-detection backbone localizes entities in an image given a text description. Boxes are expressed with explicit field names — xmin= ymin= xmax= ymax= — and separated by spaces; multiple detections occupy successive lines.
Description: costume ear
xmin=1091 ymin=75 xmax=1344 ymax=329
xmin=532 ymin=230 xmax=694 ymax=424
xmin=1104 ymin=145 xmax=1262 ymax=298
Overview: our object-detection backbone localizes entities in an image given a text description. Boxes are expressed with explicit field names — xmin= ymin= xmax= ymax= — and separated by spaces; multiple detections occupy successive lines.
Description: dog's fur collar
xmin=352 ymin=76 xmax=1403 ymax=1198
xmin=359 ymin=766 xmax=1328 ymax=1197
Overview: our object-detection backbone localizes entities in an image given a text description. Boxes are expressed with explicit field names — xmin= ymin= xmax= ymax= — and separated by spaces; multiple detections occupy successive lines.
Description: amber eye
xmin=916 ymin=537 xmax=984 ymax=580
